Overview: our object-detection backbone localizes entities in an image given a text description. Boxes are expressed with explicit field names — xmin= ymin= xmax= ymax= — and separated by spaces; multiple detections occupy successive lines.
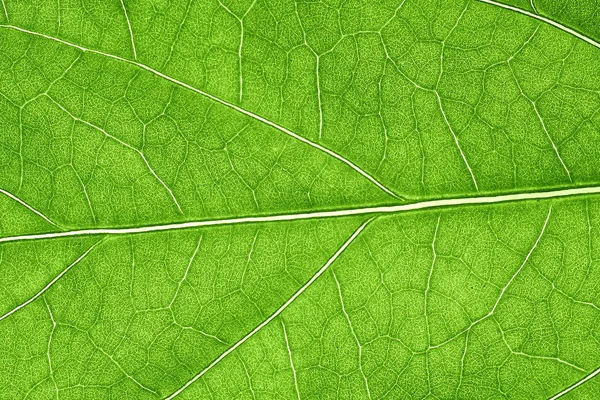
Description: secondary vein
xmin=1 ymin=185 xmax=599 ymax=245
xmin=164 ymin=218 xmax=373 ymax=399
xmin=0 ymin=24 xmax=400 ymax=200
xmin=0 ymin=240 xmax=102 ymax=322
xmin=549 ymin=365 xmax=600 ymax=399
xmin=0 ymin=188 xmax=62 ymax=229
xmin=477 ymin=0 xmax=600 ymax=50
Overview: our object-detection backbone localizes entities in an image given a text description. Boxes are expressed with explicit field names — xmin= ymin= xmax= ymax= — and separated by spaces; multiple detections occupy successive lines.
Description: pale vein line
xmin=549 ymin=365 xmax=600 ymax=399
xmin=490 ymin=205 xmax=551 ymax=313
xmin=164 ymin=219 xmax=372 ymax=400
xmin=532 ymin=100 xmax=572 ymax=181
xmin=529 ymin=0 xmax=538 ymax=14
xmin=424 ymin=215 xmax=441 ymax=394
xmin=2 ymin=185 xmax=600 ymax=245
xmin=0 ymin=24 xmax=399 ymax=200
xmin=316 ymin=55 xmax=323 ymax=139
xmin=431 ymin=206 xmax=552 ymax=350
xmin=0 ymin=240 xmax=101 ymax=322
xmin=332 ymin=268 xmax=371 ymax=398
xmin=1 ymin=0 xmax=7 ymax=21
xmin=506 ymin=56 xmax=572 ymax=182
xmin=43 ymin=297 xmax=59 ymax=398
xmin=168 ymin=234 xmax=202 ymax=308
xmin=45 ymin=94 xmax=183 ymax=214
xmin=0 ymin=188 xmax=61 ymax=228
xmin=477 ymin=0 xmax=600 ymax=50
xmin=119 ymin=0 xmax=137 ymax=59
xmin=435 ymin=92 xmax=478 ymax=191
xmin=87 ymin=332 xmax=157 ymax=394
xmin=281 ymin=320 xmax=301 ymax=400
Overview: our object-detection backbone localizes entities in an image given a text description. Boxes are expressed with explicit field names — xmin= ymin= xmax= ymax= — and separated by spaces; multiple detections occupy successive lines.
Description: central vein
xmin=2 ymin=185 xmax=599 ymax=244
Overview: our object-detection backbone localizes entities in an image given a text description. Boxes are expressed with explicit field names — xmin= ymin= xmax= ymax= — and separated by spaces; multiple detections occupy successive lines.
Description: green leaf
xmin=0 ymin=0 xmax=599 ymax=398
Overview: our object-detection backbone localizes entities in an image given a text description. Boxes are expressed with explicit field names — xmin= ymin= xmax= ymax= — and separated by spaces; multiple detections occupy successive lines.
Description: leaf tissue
xmin=1 ymin=0 xmax=600 ymax=398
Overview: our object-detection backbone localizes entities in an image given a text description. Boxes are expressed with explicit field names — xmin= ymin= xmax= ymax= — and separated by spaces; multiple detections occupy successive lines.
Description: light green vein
xmin=550 ymin=366 xmax=600 ymax=399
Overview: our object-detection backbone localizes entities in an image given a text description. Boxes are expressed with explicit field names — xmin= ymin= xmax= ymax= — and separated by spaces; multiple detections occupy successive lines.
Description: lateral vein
xmin=0 ymin=24 xmax=399 ymax=200
xmin=0 ymin=240 xmax=102 ymax=322
xmin=1 ymin=0 xmax=7 ymax=21
xmin=549 ymin=365 xmax=600 ymax=399
xmin=119 ymin=0 xmax=137 ymax=59
xmin=0 ymin=188 xmax=62 ymax=229
xmin=1 ymin=185 xmax=599 ymax=245
xmin=477 ymin=0 xmax=600 ymax=50
xmin=164 ymin=218 xmax=372 ymax=399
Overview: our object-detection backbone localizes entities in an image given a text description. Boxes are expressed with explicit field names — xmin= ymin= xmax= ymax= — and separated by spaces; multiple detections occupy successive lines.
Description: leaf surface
xmin=1 ymin=0 xmax=600 ymax=398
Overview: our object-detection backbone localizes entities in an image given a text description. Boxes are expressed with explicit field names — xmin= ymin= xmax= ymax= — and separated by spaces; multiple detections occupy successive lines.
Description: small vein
xmin=0 ymin=24 xmax=400 ymax=200
xmin=491 ymin=205 xmax=552 ymax=314
xmin=513 ymin=351 xmax=585 ymax=372
xmin=0 ymin=188 xmax=62 ymax=229
xmin=0 ymin=239 xmax=102 ymax=322
xmin=424 ymin=215 xmax=441 ymax=394
xmin=169 ymin=234 xmax=202 ymax=308
xmin=119 ymin=0 xmax=137 ymax=59
xmin=1 ymin=185 xmax=599 ymax=245
xmin=435 ymin=92 xmax=479 ymax=191
xmin=532 ymin=100 xmax=572 ymax=181
xmin=1 ymin=0 xmax=7 ymax=21
xmin=43 ymin=297 xmax=59 ymax=399
xmin=477 ymin=0 xmax=600 ymax=50
xmin=164 ymin=218 xmax=373 ymax=399
xmin=45 ymin=94 xmax=183 ymax=214
xmin=72 ymin=166 xmax=97 ymax=224
xmin=163 ymin=0 xmax=192 ymax=68
xmin=529 ymin=0 xmax=538 ymax=14
xmin=316 ymin=55 xmax=323 ymax=140
xmin=240 ymin=356 xmax=256 ymax=399
xmin=506 ymin=56 xmax=572 ymax=182
xmin=86 ymin=331 xmax=157 ymax=394
xmin=455 ymin=330 xmax=469 ymax=397
xmin=332 ymin=268 xmax=371 ymax=398
xmin=281 ymin=320 xmax=301 ymax=400
xmin=431 ymin=206 xmax=552 ymax=349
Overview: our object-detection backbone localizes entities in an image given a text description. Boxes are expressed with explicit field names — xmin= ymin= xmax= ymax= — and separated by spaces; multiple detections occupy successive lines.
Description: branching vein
xmin=119 ymin=0 xmax=137 ymax=59
xmin=164 ymin=218 xmax=373 ymax=399
xmin=45 ymin=95 xmax=183 ymax=214
xmin=332 ymin=268 xmax=371 ymax=398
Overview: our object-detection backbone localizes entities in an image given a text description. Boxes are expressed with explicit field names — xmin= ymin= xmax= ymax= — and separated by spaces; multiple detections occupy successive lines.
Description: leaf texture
xmin=1 ymin=0 xmax=600 ymax=399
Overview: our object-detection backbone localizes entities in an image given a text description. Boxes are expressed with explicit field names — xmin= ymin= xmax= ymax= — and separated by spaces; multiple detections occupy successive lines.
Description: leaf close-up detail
xmin=1 ymin=0 xmax=600 ymax=399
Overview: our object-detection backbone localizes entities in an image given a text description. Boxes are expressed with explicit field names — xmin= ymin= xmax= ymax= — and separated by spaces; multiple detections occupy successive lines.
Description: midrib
xmin=2 ymin=185 xmax=600 ymax=244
